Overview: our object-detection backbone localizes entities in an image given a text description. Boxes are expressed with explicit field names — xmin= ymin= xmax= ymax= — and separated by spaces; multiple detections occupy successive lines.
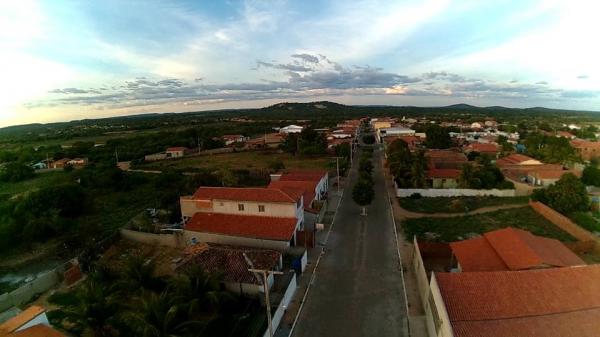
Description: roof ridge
xmin=451 ymin=305 xmax=600 ymax=323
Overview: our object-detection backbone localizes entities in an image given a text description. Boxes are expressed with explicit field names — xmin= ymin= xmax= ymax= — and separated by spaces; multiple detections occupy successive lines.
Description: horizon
xmin=2 ymin=1 xmax=599 ymax=127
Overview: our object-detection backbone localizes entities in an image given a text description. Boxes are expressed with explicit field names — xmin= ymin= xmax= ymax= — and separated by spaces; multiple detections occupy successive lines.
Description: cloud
xmin=291 ymin=53 xmax=320 ymax=63
xmin=535 ymin=81 xmax=548 ymax=85
xmin=561 ymin=90 xmax=598 ymax=98
xmin=48 ymin=88 xmax=101 ymax=94
xmin=577 ymin=75 xmax=589 ymax=79
xmin=256 ymin=61 xmax=313 ymax=72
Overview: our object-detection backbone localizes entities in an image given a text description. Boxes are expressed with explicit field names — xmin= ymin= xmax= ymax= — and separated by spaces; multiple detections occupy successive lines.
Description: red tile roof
xmin=0 ymin=306 xmax=46 ymax=334
xmin=166 ymin=147 xmax=187 ymax=152
xmin=185 ymin=212 xmax=297 ymax=241
xmin=435 ymin=265 xmax=600 ymax=337
xmin=192 ymin=187 xmax=300 ymax=203
xmin=529 ymin=169 xmax=581 ymax=180
xmin=450 ymin=228 xmax=585 ymax=272
xmin=495 ymin=153 xmax=540 ymax=166
xmin=268 ymin=180 xmax=316 ymax=209
xmin=278 ymin=170 xmax=328 ymax=183
xmin=177 ymin=243 xmax=281 ymax=285
xmin=466 ymin=143 xmax=499 ymax=153
xmin=426 ymin=169 xmax=461 ymax=179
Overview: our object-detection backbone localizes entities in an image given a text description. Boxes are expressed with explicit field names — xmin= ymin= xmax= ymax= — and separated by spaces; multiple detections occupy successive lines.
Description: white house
xmin=377 ymin=127 xmax=415 ymax=142
xmin=279 ymin=125 xmax=304 ymax=134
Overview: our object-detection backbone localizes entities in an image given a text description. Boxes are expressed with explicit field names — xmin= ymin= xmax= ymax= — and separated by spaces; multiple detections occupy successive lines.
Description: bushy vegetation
xmin=280 ymin=127 xmax=327 ymax=155
xmin=523 ymin=132 xmax=580 ymax=164
xmin=458 ymin=156 xmax=514 ymax=189
xmin=48 ymin=258 xmax=264 ymax=337
xmin=352 ymin=148 xmax=375 ymax=214
xmin=531 ymin=173 xmax=589 ymax=214
xmin=398 ymin=196 xmax=530 ymax=214
xmin=386 ymin=139 xmax=427 ymax=188
xmin=424 ymin=124 xmax=452 ymax=149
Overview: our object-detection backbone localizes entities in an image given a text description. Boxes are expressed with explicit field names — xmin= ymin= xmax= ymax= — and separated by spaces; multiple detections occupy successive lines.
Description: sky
xmin=1 ymin=0 xmax=599 ymax=127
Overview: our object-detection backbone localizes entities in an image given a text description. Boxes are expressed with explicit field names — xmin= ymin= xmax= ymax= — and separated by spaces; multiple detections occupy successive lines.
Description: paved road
xmin=292 ymin=145 xmax=409 ymax=337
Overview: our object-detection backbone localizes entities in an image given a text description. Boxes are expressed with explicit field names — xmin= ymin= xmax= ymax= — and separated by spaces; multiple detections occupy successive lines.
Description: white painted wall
xmin=180 ymin=197 xmax=299 ymax=219
xmin=425 ymin=275 xmax=454 ymax=337
xmin=263 ymin=274 xmax=297 ymax=337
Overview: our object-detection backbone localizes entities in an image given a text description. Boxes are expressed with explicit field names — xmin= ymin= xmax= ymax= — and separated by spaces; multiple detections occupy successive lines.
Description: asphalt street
xmin=292 ymin=145 xmax=409 ymax=337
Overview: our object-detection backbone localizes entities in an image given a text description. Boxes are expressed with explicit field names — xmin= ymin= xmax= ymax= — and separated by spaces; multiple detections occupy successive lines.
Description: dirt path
xmin=395 ymin=203 xmax=529 ymax=220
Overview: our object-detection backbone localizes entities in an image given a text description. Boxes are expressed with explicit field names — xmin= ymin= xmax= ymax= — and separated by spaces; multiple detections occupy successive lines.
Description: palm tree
xmin=63 ymin=279 xmax=121 ymax=337
xmin=120 ymin=254 xmax=164 ymax=292
xmin=170 ymin=266 xmax=232 ymax=316
xmin=127 ymin=290 xmax=205 ymax=337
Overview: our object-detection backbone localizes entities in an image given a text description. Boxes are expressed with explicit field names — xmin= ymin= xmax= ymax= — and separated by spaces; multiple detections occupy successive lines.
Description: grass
xmin=568 ymin=211 xmax=600 ymax=233
xmin=136 ymin=150 xmax=332 ymax=172
xmin=403 ymin=206 xmax=576 ymax=243
xmin=0 ymin=171 xmax=72 ymax=197
xmin=398 ymin=196 xmax=530 ymax=214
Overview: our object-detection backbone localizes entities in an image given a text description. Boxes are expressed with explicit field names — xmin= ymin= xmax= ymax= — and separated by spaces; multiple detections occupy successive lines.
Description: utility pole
xmin=197 ymin=136 xmax=201 ymax=153
xmin=332 ymin=156 xmax=341 ymax=193
xmin=114 ymin=148 xmax=119 ymax=165
xmin=248 ymin=268 xmax=284 ymax=337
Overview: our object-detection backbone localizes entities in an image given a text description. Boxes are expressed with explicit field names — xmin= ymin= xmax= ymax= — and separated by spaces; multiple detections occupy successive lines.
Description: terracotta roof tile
xmin=0 ymin=306 xmax=45 ymax=333
xmin=426 ymin=169 xmax=461 ymax=179
xmin=192 ymin=187 xmax=299 ymax=203
xmin=451 ymin=228 xmax=585 ymax=271
xmin=268 ymin=181 xmax=316 ymax=209
xmin=435 ymin=265 xmax=600 ymax=337
xmin=10 ymin=324 xmax=66 ymax=337
xmin=166 ymin=147 xmax=187 ymax=152
xmin=278 ymin=170 xmax=328 ymax=183
xmin=185 ymin=212 xmax=297 ymax=241
xmin=177 ymin=243 xmax=281 ymax=284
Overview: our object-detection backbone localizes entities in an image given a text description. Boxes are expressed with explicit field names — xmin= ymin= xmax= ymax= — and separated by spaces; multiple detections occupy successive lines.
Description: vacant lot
xmin=403 ymin=206 xmax=576 ymax=243
xmin=137 ymin=150 xmax=332 ymax=172
xmin=398 ymin=196 xmax=530 ymax=214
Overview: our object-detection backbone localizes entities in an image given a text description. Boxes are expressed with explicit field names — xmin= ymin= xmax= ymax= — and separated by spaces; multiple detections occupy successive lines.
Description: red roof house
xmin=192 ymin=187 xmax=301 ymax=204
xmin=434 ymin=265 xmax=600 ymax=337
xmin=185 ymin=212 xmax=298 ymax=241
xmin=450 ymin=227 xmax=585 ymax=272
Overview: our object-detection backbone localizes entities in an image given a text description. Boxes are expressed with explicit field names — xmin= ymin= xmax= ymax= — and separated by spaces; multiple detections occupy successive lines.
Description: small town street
xmin=291 ymin=145 xmax=409 ymax=337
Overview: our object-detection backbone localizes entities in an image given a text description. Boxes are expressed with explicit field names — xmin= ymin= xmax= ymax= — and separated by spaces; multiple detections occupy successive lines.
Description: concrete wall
xmin=529 ymin=201 xmax=600 ymax=246
xmin=397 ymin=188 xmax=516 ymax=197
xmin=263 ymin=274 xmax=297 ymax=337
xmin=412 ymin=237 xmax=431 ymax=310
xmin=427 ymin=275 xmax=454 ymax=337
xmin=184 ymin=230 xmax=291 ymax=251
xmin=0 ymin=270 xmax=61 ymax=312
xmin=430 ymin=178 xmax=458 ymax=189
xmin=120 ymin=228 xmax=185 ymax=248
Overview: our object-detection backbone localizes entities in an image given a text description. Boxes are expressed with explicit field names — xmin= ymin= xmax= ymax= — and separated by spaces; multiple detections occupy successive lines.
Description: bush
xmin=0 ymin=162 xmax=35 ymax=182
xmin=362 ymin=135 xmax=376 ymax=144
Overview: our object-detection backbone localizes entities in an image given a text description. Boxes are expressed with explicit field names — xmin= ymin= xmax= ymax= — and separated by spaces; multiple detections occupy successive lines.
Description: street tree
xmin=352 ymin=178 xmax=374 ymax=215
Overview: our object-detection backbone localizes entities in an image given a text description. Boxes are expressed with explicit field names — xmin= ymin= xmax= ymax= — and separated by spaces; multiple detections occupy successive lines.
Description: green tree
xmin=335 ymin=142 xmax=351 ymax=159
xmin=582 ymin=165 xmax=600 ymax=186
xmin=0 ymin=162 xmax=35 ymax=182
xmin=410 ymin=150 xmax=427 ymax=188
xmin=425 ymin=124 xmax=452 ymax=149
xmin=524 ymin=132 xmax=579 ymax=164
xmin=362 ymin=134 xmax=375 ymax=144
xmin=352 ymin=178 xmax=374 ymax=215
xmin=532 ymin=173 xmax=589 ymax=214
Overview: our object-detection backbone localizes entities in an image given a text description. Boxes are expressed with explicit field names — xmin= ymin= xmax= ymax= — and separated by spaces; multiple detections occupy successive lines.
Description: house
xmin=180 ymin=186 xmax=305 ymax=250
xmin=556 ymin=131 xmax=576 ymax=139
xmin=495 ymin=153 xmax=542 ymax=167
xmin=426 ymin=169 xmax=461 ymax=189
xmin=31 ymin=161 xmax=47 ymax=170
xmin=166 ymin=147 xmax=188 ymax=158
xmin=450 ymin=228 xmax=585 ymax=272
xmin=279 ymin=125 xmax=303 ymax=134
xmin=268 ymin=170 xmax=329 ymax=212
xmin=425 ymin=265 xmax=600 ymax=337
xmin=571 ymin=139 xmax=600 ymax=161
xmin=425 ymin=150 xmax=468 ymax=170
xmin=527 ymin=168 xmax=581 ymax=186
xmin=50 ymin=158 xmax=70 ymax=169
xmin=0 ymin=306 xmax=64 ymax=337
xmin=67 ymin=157 xmax=88 ymax=168
xmin=176 ymin=243 xmax=281 ymax=297
xmin=470 ymin=122 xmax=482 ymax=129
xmin=377 ymin=127 xmax=415 ymax=142
xmin=463 ymin=143 xmax=499 ymax=157
xmin=370 ymin=118 xmax=395 ymax=131
xmin=246 ymin=133 xmax=284 ymax=149
xmin=384 ymin=135 xmax=423 ymax=152
xmin=222 ymin=134 xmax=248 ymax=146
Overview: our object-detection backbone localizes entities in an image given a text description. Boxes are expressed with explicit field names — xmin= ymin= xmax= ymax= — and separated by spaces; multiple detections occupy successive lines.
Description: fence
xmin=0 ymin=259 xmax=78 ymax=312
xmin=411 ymin=237 xmax=430 ymax=310
xmin=396 ymin=188 xmax=516 ymax=198
xmin=529 ymin=201 xmax=600 ymax=253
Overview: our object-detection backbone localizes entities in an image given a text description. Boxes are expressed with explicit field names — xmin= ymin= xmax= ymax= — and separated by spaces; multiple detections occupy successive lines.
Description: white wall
xmin=426 ymin=275 xmax=454 ymax=337
xmin=263 ymin=274 xmax=297 ymax=337
xmin=180 ymin=197 xmax=298 ymax=219
xmin=397 ymin=188 xmax=516 ymax=198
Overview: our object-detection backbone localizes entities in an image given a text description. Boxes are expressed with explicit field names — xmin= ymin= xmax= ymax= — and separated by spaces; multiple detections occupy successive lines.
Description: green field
xmin=137 ymin=150 xmax=332 ymax=172
xmin=0 ymin=171 xmax=72 ymax=197
xmin=403 ymin=206 xmax=576 ymax=242
xmin=398 ymin=196 xmax=530 ymax=214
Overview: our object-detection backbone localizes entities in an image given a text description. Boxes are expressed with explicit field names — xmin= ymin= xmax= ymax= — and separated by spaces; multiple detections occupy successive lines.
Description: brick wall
xmin=529 ymin=201 xmax=600 ymax=244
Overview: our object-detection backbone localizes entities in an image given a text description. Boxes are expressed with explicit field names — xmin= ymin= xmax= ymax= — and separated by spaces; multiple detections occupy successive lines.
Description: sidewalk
xmin=274 ymin=179 xmax=345 ymax=337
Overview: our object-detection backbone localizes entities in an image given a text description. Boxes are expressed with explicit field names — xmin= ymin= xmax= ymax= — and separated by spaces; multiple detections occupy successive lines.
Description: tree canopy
xmin=425 ymin=124 xmax=452 ymax=149
xmin=524 ymin=132 xmax=579 ymax=164
xmin=532 ymin=173 xmax=589 ymax=214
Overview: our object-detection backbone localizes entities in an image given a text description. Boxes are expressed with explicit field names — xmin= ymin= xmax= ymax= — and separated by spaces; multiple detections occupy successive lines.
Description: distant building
xmin=279 ymin=125 xmax=304 ymax=134
xmin=67 ymin=157 xmax=88 ymax=168
xmin=246 ymin=133 xmax=284 ymax=149
xmin=268 ymin=170 xmax=329 ymax=212
xmin=556 ymin=131 xmax=576 ymax=139
xmin=31 ymin=161 xmax=47 ymax=170
xmin=222 ymin=134 xmax=248 ymax=146
xmin=463 ymin=143 xmax=499 ymax=157
xmin=426 ymin=169 xmax=461 ymax=188
xmin=425 ymin=150 xmax=468 ymax=170
xmin=377 ymin=126 xmax=415 ymax=142
xmin=495 ymin=153 xmax=542 ymax=167
xmin=526 ymin=168 xmax=581 ymax=186
xmin=50 ymin=158 xmax=70 ymax=169
xmin=166 ymin=147 xmax=188 ymax=158
xmin=571 ymin=139 xmax=600 ymax=161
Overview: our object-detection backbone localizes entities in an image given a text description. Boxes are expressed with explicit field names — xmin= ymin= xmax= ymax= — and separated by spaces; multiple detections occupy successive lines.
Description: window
xmin=258 ymin=205 xmax=265 ymax=212
xmin=238 ymin=204 xmax=244 ymax=211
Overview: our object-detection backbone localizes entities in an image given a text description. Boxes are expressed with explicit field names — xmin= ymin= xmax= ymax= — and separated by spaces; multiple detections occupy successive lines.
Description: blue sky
xmin=1 ymin=0 xmax=599 ymax=127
